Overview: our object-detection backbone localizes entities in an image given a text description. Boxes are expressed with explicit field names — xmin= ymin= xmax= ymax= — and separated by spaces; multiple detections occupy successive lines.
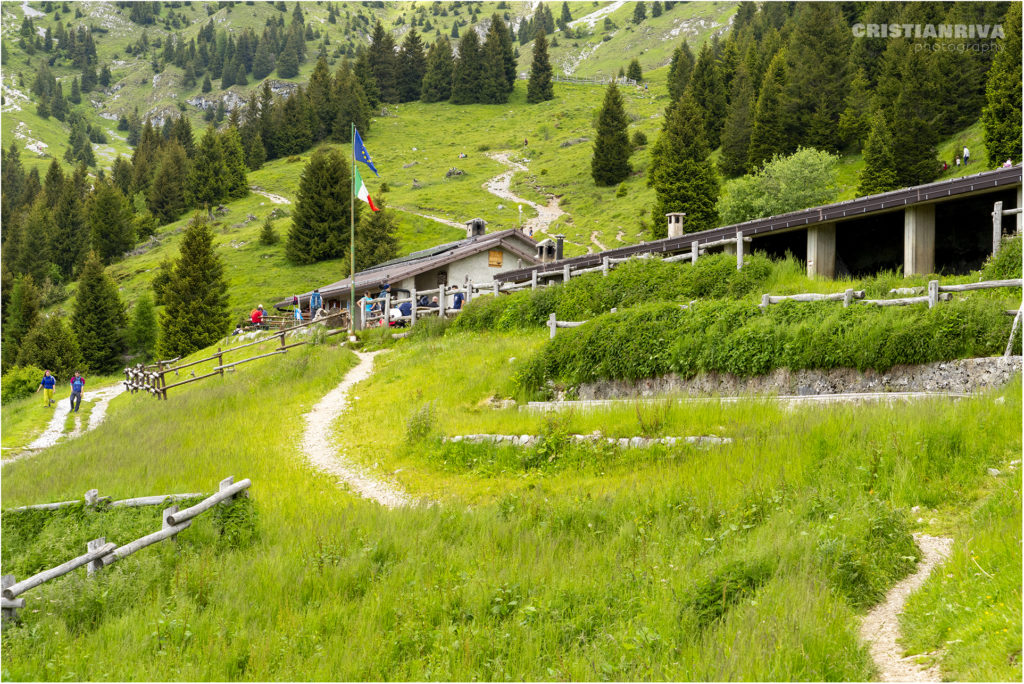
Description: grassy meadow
xmin=1 ymin=328 xmax=1020 ymax=680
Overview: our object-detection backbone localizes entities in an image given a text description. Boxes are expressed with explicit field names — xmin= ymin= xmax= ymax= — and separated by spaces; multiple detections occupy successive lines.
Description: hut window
xmin=488 ymin=249 xmax=503 ymax=267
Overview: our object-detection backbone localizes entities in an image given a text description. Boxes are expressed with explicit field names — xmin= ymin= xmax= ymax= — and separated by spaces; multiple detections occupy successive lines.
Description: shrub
xmin=259 ymin=218 xmax=279 ymax=246
xmin=631 ymin=130 xmax=647 ymax=147
xmin=981 ymin=234 xmax=1022 ymax=280
xmin=1 ymin=365 xmax=45 ymax=404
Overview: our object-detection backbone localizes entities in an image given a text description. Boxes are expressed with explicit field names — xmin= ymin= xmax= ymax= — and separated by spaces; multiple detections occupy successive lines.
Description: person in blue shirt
xmin=69 ymin=372 xmax=85 ymax=413
xmin=309 ymin=289 xmax=323 ymax=317
xmin=451 ymin=285 xmax=465 ymax=310
xmin=37 ymin=370 xmax=57 ymax=407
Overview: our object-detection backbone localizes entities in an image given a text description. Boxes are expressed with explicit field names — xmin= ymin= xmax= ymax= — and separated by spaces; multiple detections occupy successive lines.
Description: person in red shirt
xmin=250 ymin=304 xmax=264 ymax=328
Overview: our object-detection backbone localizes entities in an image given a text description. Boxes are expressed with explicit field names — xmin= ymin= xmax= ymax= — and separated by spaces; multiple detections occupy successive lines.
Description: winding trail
xmin=2 ymin=384 xmax=126 ymax=467
xmin=484 ymin=152 xmax=566 ymax=235
xmin=300 ymin=351 xmax=412 ymax=508
xmin=250 ymin=187 xmax=291 ymax=204
xmin=861 ymin=533 xmax=954 ymax=682
xmin=590 ymin=230 xmax=608 ymax=251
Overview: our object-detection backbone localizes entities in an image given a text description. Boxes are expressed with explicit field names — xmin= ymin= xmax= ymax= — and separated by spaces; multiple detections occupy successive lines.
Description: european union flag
xmin=353 ymin=127 xmax=379 ymax=177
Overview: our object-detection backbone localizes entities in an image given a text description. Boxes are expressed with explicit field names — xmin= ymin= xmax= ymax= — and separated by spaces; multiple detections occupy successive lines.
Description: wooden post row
xmin=993 ymin=200 xmax=1003 ymax=257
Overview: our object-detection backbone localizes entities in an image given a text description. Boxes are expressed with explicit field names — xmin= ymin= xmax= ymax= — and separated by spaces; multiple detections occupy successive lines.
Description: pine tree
xmin=686 ymin=42 xmax=726 ymax=148
xmin=626 ymin=58 xmax=643 ymax=82
xmin=526 ymin=27 xmax=553 ymax=103
xmin=648 ymin=95 xmax=720 ymax=235
xmin=307 ymin=54 xmax=335 ymax=141
xmin=128 ymin=293 xmax=158 ymax=359
xmin=88 ymin=180 xmax=134 ymax=262
xmin=632 ymin=2 xmax=646 ymax=24
xmin=421 ymin=36 xmax=454 ymax=103
xmin=397 ymin=27 xmax=426 ymax=102
xmin=836 ymin=67 xmax=872 ymax=151
xmin=857 ymin=111 xmax=899 ymax=196
xmin=276 ymin=38 xmax=300 ymax=78
xmin=147 ymin=141 xmax=191 ymax=224
xmin=286 ymin=147 xmax=354 ymax=264
xmin=72 ymin=251 xmax=126 ymax=373
xmin=17 ymin=316 xmax=84 ymax=379
xmin=877 ymin=42 xmax=940 ymax=187
xmin=480 ymin=24 xmax=510 ymax=104
xmin=2 ymin=274 xmax=41 ymax=368
xmin=590 ymin=83 xmax=632 ymax=186
xmin=158 ymin=216 xmax=230 ymax=358
xmin=982 ymin=2 xmax=1022 ymax=166
xmin=18 ymin=200 xmax=55 ymax=284
xmin=253 ymin=37 xmax=276 ymax=79
xmin=450 ymin=28 xmax=483 ymax=104
xmin=221 ymin=126 xmax=249 ymax=200
xmin=779 ymin=3 xmax=851 ymax=151
xmin=354 ymin=194 xmax=398 ymax=271
xmin=1 ymin=141 xmax=26 ymax=213
xmin=491 ymin=13 xmax=517 ymax=92
xmin=202 ymin=73 xmax=212 ymax=92
xmin=718 ymin=63 xmax=755 ymax=177
xmin=354 ymin=49 xmax=381 ymax=110
xmin=748 ymin=49 xmax=787 ymax=170
xmin=332 ymin=61 xmax=371 ymax=142
xmin=51 ymin=183 xmax=87 ymax=278
xmin=244 ymin=129 xmax=266 ymax=170
xmin=69 ymin=76 xmax=81 ymax=103
xmin=191 ymin=126 xmax=227 ymax=207
xmin=368 ymin=21 xmax=399 ymax=103
xmin=259 ymin=217 xmax=279 ymax=245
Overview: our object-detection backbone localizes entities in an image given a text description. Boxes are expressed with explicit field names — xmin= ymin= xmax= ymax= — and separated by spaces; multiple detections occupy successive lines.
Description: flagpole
xmin=350 ymin=122 xmax=356 ymax=333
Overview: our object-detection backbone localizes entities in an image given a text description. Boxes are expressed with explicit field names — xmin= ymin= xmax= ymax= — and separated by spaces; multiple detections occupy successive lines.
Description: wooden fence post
xmin=493 ymin=282 xmax=500 ymax=297
xmin=410 ymin=287 xmax=418 ymax=326
xmin=563 ymin=263 xmax=571 ymax=283
xmin=736 ymin=231 xmax=744 ymax=270
xmin=760 ymin=293 xmax=771 ymax=310
xmin=548 ymin=312 xmax=557 ymax=340
xmin=217 ymin=347 xmax=224 ymax=377
xmin=993 ymin=200 xmax=1003 ymax=256
xmin=602 ymin=256 xmax=610 ymax=277
xmin=927 ymin=279 xmax=939 ymax=309
xmin=162 ymin=505 xmax=179 ymax=531
xmin=843 ymin=288 xmax=854 ymax=308
xmin=1 ymin=575 xmax=22 ymax=625
xmin=85 ymin=489 xmax=99 ymax=507
xmin=531 ymin=269 xmax=538 ymax=290
xmin=86 ymin=538 xmax=106 ymax=576
xmin=438 ymin=285 xmax=446 ymax=318
xmin=691 ymin=240 xmax=699 ymax=265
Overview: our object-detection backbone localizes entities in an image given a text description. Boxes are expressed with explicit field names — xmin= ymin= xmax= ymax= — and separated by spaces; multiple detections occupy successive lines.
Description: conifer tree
xmin=982 ymin=1 xmax=1022 ymax=166
xmin=286 ymin=147 xmax=354 ymax=264
xmin=51 ymin=183 xmax=87 ymax=278
xmin=1 ymin=141 xmax=25 ymax=213
xmin=488 ymin=13 xmax=517 ymax=92
xmin=837 ymin=67 xmax=872 ymax=151
xmin=354 ymin=195 xmax=398 ymax=271
xmin=191 ymin=126 xmax=227 ymax=207
xmin=276 ymin=38 xmax=300 ymax=78
xmin=148 ymin=141 xmax=191 ymax=224
xmin=18 ymin=200 xmax=55 ymax=284
xmin=244 ymin=130 xmax=266 ymax=170
xmin=220 ymin=126 xmax=249 ymax=199
xmin=253 ymin=38 xmax=275 ymax=79
xmin=72 ymin=251 xmax=126 ymax=373
xmin=590 ymin=83 xmax=632 ymax=186
xmin=69 ymin=76 xmax=81 ymax=103
xmin=632 ymin=2 xmax=647 ymax=24
xmin=88 ymin=180 xmax=134 ymax=262
xmin=648 ymin=95 xmax=720 ymax=235
xmin=397 ymin=27 xmax=426 ymax=102
xmin=259 ymin=217 xmax=279 ymax=245
xmin=17 ymin=316 xmax=84 ymax=379
xmin=686 ymin=41 xmax=726 ymax=148
xmin=368 ymin=21 xmax=399 ymax=103
xmin=332 ymin=61 xmax=371 ymax=143
xmin=857 ymin=111 xmax=899 ymax=196
xmin=202 ymin=73 xmax=212 ymax=92
xmin=480 ymin=25 xmax=510 ymax=104
xmin=718 ymin=62 xmax=755 ymax=177
xmin=2 ymin=274 xmax=41 ymax=368
xmin=748 ymin=49 xmax=787 ymax=170
xmin=307 ymin=55 xmax=335 ymax=141
xmin=626 ymin=58 xmax=642 ymax=82
xmin=526 ymin=27 xmax=553 ymax=103
xmin=451 ymin=28 xmax=483 ymax=104
xmin=158 ymin=216 xmax=230 ymax=358
xmin=421 ymin=36 xmax=454 ymax=103
xmin=128 ymin=293 xmax=158 ymax=359
xmin=354 ymin=49 xmax=381 ymax=110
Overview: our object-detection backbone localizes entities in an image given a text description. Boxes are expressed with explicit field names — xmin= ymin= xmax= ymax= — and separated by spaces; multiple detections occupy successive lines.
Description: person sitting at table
xmin=428 ymin=296 xmax=439 ymax=308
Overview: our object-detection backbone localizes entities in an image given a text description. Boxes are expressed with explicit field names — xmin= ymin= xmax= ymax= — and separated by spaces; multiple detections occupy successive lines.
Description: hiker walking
xmin=69 ymin=372 xmax=85 ymax=413
xmin=963 ymin=146 xmax=970 ymax=165
xmin=36 ymin=370 xmax=57 ymax=407
xmin=309 ymin=289 xmax=323 ymax=317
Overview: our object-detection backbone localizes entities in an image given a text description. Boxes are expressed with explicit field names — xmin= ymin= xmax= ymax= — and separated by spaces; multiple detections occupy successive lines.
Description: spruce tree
xmin=488 ymin=13 xmax=517 ymax=92
xmin=526 ymin=27 xmax=553 ymax=103
xmin=626 ymin=58 xmax=642 ymax=82
xmin=253 ymin=38 xmax=275 ymax=79
xmin=259 ymin=217 xmax=279 ymax=245
xmin=51 ymin=183 xmax=87 ymax=279
xmin=836 ymin=67 xmax=872 ymax=151
xmin=128 ymin=293 xmax=158 ymax=359
xmin=43 ymin=159 xmax=65 ymax=209
xmin=450 ymin=28 xmax=483 ymax=104
xmin=88 ymin=180 xmax=134 ymax=262
xmin=982 ymin=2 xmax=1022 ymax=166
xmin=148 ymin=141 xmax=191 ymax=224
xmin=286 ymin=147 xmax=354 ymax=264
xmin=368 ymin=21 xmax=399 ymax=103
xmin=718 ymin=62 xmax=755 ymax=177
xmin=202 ymin=73 xmax=212 ymax=92
xmin=857 ymin=111 xmax=899 ymax=196
xmin=480 ymin=25 xmax=510 ymax=104
xmin=686 ymin=41 xmax=726 ymax=148
xmin=332 ymin=61 xmax=371 ymax=143
xmin=421 ymin=36 xmax=454 ymax=103
xmin=632 ymin=2 xmax=647 ymax=24
xmin=590 ymin=83 xmax=632 ymax=186
xmin=2 ymin=274 xmax=41 ymax=368
xmin=748 ymin=49 xmax=787 ymax=170
xmin=276 ymin=39 xmax=300 ymax=78
xmin=648 ymin=95 xmax=720 ymax=235
xmin=191 ymin=126 xmax=227 ymax=207
xmin=307 ymin=55 xmax=335 ymax=141
xmin=397 ymin=27 xmax=426 ymax=102
xmin=17 ymin=316 xmax=84 ymax=379
xmin=354 ymin=195 xmax=398 ymax=271
xmin=220 ymin=126 xmax=249 ymax=199
xmin=158 ymin=216 xmax=230 ymax=358
xmin=72 ymin=251 xmax=126 ymax=373
xmin=18 ymin=200 xmax=55 ymax=284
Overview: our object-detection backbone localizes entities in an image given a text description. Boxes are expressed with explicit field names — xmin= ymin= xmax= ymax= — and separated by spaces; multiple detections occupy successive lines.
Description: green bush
xmin=516 ymin=298 xmax=1014 ymax=392
xmin=981 ymin=234 xmax=1022 ymax=280
xmin=1 ymin=365 xmax=45 ymax=404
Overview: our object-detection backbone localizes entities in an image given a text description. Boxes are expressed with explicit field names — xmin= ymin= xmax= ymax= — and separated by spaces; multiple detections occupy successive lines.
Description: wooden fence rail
xmin=1 ymin=476 xmax=249 ymax=625
xmin=760 ymin=279 xmax=1021 ymax=311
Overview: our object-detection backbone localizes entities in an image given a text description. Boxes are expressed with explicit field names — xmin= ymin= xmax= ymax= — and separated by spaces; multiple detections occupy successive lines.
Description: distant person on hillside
xmin=292 ymin=295 xmax=303 ymax=322
xmin=309 ymin=289 xmax=323 ymax=317
xmin=36 ymin=370 xmax=57 ymax=407
xmin=1003 ymin=159 xmax=1014 ymax=168
xmin=250 ymin=304 xmax=264 ymax=328
xmin=955 ymin=155 xmax=961 ymax=167
xmin=941 ymin=160 xmax=948 ymax=172
xmin=451 ymin=285 xmax=465 ymax=310
xmin=963 ymin=146 xmax=970 ymax=164
xmin=69 ymin=372 xmax=85 ymax=413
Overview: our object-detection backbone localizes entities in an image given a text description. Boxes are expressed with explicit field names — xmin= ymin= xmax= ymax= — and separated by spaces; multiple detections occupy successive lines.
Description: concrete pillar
xmin=666 ymin=212 xmax=685 ymax=238
xmin=806 ymin=222 xmax=836 ymax=279
xmin=904 ymin=204 xmax=936 ymax=277
xmin=1017 ymin=186 xmax=1022 ymax=233
xmin=724 ymin=242 xmax=737 ymax=255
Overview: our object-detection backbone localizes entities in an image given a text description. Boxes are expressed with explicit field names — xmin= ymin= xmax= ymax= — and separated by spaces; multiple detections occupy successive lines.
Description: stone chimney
xmin=666 ymin=212 xmax=685 ymax=239
xmin=465 ymin=218 xmax=486 ymax=238
xmin=554 ymin=234 xmax=565 ymax=260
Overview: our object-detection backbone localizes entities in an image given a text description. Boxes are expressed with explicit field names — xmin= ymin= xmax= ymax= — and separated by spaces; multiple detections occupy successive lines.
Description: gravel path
xmin=300 ymin=351 xmax=412 ymax=508
xmin=590 ymin=230 xmax=608 ymax=251
xmin=250 ymin=187 xmax=291 ymax=204
xmin=861 ymin=533 xmax=954 ymax=682
xmin=484 ymin=152 xmax=565 ymax=235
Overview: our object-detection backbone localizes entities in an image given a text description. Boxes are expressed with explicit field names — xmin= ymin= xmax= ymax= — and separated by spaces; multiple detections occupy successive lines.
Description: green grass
xmin=0 ymin=391 xmax=62 ymax=453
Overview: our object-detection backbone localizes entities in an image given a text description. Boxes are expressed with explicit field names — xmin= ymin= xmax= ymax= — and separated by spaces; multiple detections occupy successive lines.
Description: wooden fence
xmin=125 ymin=309 xmax=350 ymax=399
xmin=1 ymin=476 xmax=250 ymax=625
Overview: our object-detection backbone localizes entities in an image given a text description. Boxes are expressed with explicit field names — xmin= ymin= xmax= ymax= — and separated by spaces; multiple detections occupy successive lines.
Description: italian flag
xmin=354 ymin=166 xmax=379 ymax=212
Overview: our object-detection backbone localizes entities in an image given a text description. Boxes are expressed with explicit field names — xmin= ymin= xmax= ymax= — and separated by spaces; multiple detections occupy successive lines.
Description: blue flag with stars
xmin=353 ymin=127 xmax=379 ymax=177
